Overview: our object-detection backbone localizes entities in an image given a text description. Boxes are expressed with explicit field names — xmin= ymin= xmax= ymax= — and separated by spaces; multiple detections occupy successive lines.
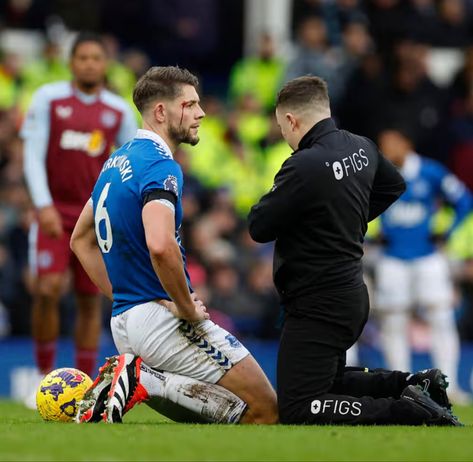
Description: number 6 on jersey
xmin=95 ymin=182 xmax=113 ymax=253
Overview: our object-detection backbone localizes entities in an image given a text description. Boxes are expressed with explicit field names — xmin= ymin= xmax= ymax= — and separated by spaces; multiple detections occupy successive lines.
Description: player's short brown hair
xmin=276 ymin=76 xmax=330 ymax=113
xmin=132 ymin=66 xmax=199 ymax=113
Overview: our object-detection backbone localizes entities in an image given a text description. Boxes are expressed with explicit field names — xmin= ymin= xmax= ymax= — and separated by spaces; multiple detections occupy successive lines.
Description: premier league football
xmin=36 ymin=368 xmax=92 ymax=422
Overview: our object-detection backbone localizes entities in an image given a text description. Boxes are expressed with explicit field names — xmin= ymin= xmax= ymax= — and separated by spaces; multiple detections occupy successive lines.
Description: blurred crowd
xmin=1 ymin=0 xmax=473 ymax=346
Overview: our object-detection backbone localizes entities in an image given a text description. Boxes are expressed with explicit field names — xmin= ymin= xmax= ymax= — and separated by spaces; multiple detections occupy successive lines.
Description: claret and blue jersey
xmin=381 ymin=152 xmax=472 ymax=260
xmin=91 ymin=129 xmax=192 ymax=316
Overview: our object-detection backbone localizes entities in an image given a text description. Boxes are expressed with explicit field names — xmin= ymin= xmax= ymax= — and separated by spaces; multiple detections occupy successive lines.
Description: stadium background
xmin=1 ymin=0 xmax=473 ymax=398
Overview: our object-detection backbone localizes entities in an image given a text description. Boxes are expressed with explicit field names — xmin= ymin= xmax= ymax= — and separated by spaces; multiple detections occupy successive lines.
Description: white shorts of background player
xmin=374 ymin=252 xmax=460 ymax=391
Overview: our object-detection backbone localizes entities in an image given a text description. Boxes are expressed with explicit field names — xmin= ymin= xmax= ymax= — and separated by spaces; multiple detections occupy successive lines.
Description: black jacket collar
xmin=297 ymin=117 xmax=338 ymax=152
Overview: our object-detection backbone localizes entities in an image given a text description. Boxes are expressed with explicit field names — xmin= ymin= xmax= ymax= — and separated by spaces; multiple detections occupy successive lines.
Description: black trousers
xmin=277 ymin=286 xmax=428 ymax=425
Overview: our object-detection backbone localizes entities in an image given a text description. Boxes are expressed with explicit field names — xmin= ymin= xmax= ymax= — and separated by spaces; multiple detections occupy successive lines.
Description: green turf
xmin=0 ymin=400 xmax=472 ymax=461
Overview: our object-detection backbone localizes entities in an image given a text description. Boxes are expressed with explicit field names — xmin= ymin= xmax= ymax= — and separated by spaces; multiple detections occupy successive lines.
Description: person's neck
xmin=73 ymin=81 xmax=102 ymax=95
xmin=142 ymin=121 xmax=177 ymax=153
xmin=296 ymin=113 xmax=331 ymax=147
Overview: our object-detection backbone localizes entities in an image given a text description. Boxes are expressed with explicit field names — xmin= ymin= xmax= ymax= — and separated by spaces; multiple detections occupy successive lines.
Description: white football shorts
xmin=374 ymin=252 xmax=453 ymax=310
xmin=111 ymin=300 xmax=249 ymax=384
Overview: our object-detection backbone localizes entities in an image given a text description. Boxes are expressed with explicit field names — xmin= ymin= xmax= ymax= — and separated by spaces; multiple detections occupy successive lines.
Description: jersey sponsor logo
xmin=59 ymin=129 xmax=106 ymax=157
xmin=101 ymin=110 xmax=117 ymax=128
xmin=310 ymin=399 xmax=362 ymax=416
xmin=330 ymin=148 xmax=369 ymax=180
xmin=385 ymin=201 xmax=427 ymax=227
xmin=55 ymin=105 xmax=73 ymax=119
xmin=164 ymin=175 xmax=178 ymax=196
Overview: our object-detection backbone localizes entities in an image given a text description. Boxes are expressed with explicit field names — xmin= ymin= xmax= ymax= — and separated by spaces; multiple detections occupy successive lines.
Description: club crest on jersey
xmin=101 ymin=110 xmax=117 ymax=128
xmin=56 ymin=105 xmax=73 ymax=119
xmin=164 ymin=175 xmax=178 ymax=196
xmin=225 ymin=334 xmax=242 ymax=349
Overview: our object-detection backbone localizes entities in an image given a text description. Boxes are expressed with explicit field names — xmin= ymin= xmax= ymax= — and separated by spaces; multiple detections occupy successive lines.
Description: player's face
xmin=70 ymin=42 xmax=107 ymax=91
xmin=378 ymin=130 xmax=411 ymax=167
xmin=167 ymin=85 xmax=205 ymax=146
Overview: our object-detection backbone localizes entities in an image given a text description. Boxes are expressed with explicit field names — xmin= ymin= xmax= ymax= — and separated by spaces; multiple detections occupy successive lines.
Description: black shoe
xmin=407 ymin=369 xmax=451 ymax=409
xmin=401 ymin=385 xmax=463 ymax=427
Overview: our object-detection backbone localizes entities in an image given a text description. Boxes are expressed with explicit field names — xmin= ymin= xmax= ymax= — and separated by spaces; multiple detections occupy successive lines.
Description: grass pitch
xmin=0 ymin=400 xmax=472 ymax=461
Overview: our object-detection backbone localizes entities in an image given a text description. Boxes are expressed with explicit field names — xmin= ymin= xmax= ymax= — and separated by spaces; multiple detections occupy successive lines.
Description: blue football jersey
xmin=380 ymin=153 xmax=471 ymax=260
xmin=91 ymin=129 xmax=192 ymax=316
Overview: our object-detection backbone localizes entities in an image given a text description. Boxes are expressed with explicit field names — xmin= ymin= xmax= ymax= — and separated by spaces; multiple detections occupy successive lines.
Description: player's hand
xmin=185 ymin=293 xmax=210 ymax=322
xmin=161 ymin=295 xmax=210 ymax=322
xmin=182 ymin=302 xmax=209 ymax=323
xmin=38 ymin=205 xmax=64 ymax=238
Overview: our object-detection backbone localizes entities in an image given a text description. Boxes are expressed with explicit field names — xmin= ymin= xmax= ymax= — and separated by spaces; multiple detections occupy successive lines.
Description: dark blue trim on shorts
xmin=178 ymin=321 xmax=233 ymax=371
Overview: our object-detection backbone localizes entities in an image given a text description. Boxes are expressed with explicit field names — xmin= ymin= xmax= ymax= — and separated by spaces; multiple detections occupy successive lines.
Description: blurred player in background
xmin=20 ymin=32 xmax=137 ymax=404
xmin=375 ymin=127 xmax=472 ymax=404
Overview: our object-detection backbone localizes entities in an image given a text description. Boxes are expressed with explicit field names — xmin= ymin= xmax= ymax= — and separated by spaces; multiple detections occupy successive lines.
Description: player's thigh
xmin=110 ymin=312 xmax=134 ymax=355
xmin=121 ymin=302 xmax=277 ymax=421
xmin=276 ymin=314 xmax=342 ymax=422
xmin=120 ymin=301 xmax=249 ymax=382
xmin=30 ymin=222 xmax=70 ymax=297
xmin=414 ymin=253 xmax=453 ymax=306
xmin=374 ymin=256 xmax=411 ymax=310
xmin=30 ymin=222 xmax=71 ymax=276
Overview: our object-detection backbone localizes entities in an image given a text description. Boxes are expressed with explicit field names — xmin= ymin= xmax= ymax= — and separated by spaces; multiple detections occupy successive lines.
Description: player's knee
xmin=37 ymin=275 xmax=64 ymax=300
xmin=77 ymin=295 xmax=101 ymax=315
xmin=244 ymin=404 xmax=278 ymax=424
xmin=243 ymin=394 xmax=278 ymax=424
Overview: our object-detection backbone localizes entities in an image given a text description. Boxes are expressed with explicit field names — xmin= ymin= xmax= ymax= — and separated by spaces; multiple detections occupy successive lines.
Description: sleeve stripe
xmin=152 ymin=199 xmax=175 ymax=214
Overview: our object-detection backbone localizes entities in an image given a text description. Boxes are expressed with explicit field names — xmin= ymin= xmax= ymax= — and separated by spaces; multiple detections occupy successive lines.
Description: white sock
xmin=427 ymin=305 xmax=460 ymax=390
xmin=139 ymin=362 xmax=247 ymax=423
xmin=380 ymin=310 xmax=411 ymax=372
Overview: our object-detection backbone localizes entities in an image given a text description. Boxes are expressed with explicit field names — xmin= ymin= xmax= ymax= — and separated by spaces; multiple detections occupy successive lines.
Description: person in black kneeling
xmin=248 ymin=76 xmax=462 ymax=426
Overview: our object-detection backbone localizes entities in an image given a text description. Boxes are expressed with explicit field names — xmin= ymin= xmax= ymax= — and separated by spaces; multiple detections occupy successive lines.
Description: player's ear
xmin=153 ymin=103 xmax=166 ymax=123
xmin=286 ymin=113 xmax=297 ymax=131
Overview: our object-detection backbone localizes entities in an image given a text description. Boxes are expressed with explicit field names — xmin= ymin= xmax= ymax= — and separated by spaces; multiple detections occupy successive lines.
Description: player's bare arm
xmin=142 ymin=200 xmax=209 ymax=322
xmin=37 ymin=205 xmax=64 ymax=238
xmin=70 ymin=201 xmax=113 ymax=299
